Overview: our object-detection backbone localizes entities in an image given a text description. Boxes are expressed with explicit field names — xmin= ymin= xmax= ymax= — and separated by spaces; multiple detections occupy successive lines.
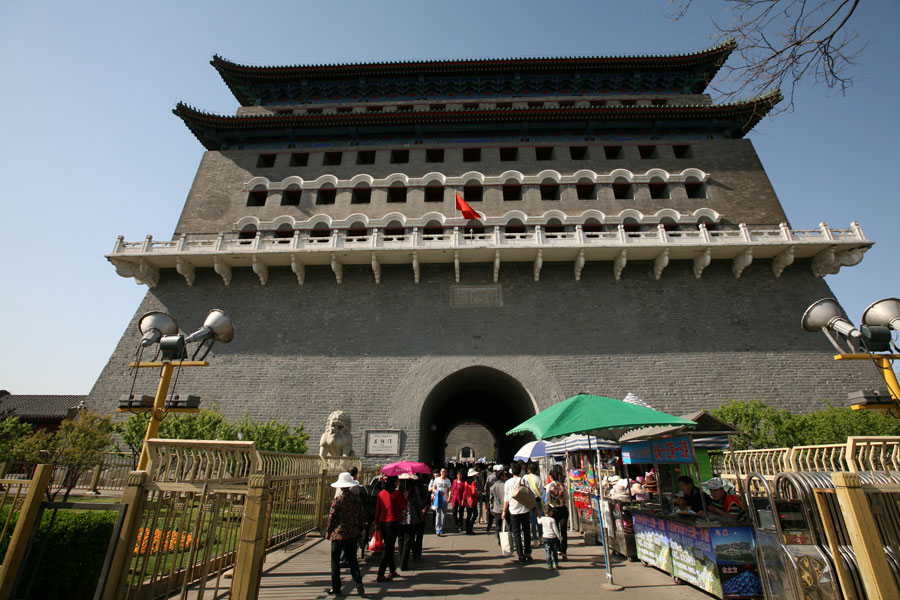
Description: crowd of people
xmin=324 ymin=459 xmax=568 ymax=595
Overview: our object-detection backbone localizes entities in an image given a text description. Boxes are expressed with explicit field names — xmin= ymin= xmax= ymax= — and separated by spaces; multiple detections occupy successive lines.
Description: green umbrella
xmin=506 ymin=393 xmax=696 ymax=592
xmin=506 ymin=392 xmax=696 ymax=440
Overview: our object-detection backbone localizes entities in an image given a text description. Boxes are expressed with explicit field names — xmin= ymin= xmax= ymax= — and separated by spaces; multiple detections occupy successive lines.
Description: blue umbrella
xmin=513 ymin=440 xmax=547 ymax=461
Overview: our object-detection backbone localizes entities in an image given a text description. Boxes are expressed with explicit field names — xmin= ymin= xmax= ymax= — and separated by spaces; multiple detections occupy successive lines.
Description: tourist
xmin=428 ymin=468 xmax=451 ymax=535
xmin=374 ymin=475 xmax=407 ymax=583
xmin=325 ymin=472 xmax=365 ymax=597
xmin=464 ymin=468 xmax=479 ymax=534
xmin=544 ymin=469 xmax=569 ymax=560
xmin=523 ymin=462 xmax=544 ymax=540
xmin=450 ymin=470 xmax=467 ymax=533
xmin=398 ymin=473 xmax=427 ymax=570
xmin=485 ymin=464 xmax=503 ymax=532
xmin=538 ymin=506 xmax=562 ymax=569
xmin=677 ymin=476 xmax=706 ymax=514
xmin=347 ymin=466 xmax=371 ymax=559
xmin=502 ymin=462 xmax=533 ymax=564
xmin=489 ymin=470 xmax=507 ymax=543
xmin=704 ymin=478 xmax=746 ymax=520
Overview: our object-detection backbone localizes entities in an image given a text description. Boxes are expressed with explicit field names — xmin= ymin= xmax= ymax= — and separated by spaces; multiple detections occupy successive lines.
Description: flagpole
xmin=587 ymin=436 xmax=624 ymax=591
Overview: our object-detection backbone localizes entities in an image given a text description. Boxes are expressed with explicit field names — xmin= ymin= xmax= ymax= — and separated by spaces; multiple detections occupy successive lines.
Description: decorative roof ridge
xmin=210 ymin=39 xmax=737 ymax=73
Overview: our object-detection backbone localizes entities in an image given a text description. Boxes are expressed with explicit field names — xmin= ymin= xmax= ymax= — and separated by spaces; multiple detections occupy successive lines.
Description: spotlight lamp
xmin=137 ymin=311 xmax=179 ymax=347
xmin=184 ymin=309 xmax=235 ymax=344
xmin=800 ymin=298 xmax=861 ymax=353
xmin=862 ymin=298 xmax=900 ymax=331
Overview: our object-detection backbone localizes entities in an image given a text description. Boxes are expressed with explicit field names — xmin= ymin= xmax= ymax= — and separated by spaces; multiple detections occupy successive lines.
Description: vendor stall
xmin=619 ymin=413 xmax=760 ymax=600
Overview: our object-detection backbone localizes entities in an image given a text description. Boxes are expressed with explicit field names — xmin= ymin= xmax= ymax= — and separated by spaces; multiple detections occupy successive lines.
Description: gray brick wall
xmin=87 ymin=258 xmax=883 ymax=467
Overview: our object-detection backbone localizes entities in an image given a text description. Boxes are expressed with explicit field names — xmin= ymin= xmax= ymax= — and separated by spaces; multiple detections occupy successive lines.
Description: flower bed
xmin=134 ymin=528 xmax=196 ymax=555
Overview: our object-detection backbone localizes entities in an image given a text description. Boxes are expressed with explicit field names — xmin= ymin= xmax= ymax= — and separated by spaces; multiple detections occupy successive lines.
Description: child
xmin=537 ymin=506 xmax=562 ymax=569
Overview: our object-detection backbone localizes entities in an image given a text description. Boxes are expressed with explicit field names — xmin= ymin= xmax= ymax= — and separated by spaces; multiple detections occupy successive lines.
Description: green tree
xmin=15 ymin=411 xmax=114 ymax=501
xmin=795 ymin=403 xmax=900 ymax=446
xmin=711 ymin=399 xmax=802 ymax=450
xmin=0 ymin=416 xmax=33 ymax=462
xmin=233 ymin=416 xmax=309 ymax=453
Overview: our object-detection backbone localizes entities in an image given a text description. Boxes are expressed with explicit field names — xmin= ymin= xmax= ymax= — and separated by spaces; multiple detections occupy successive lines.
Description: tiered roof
xmin=211 ymin=40 xmax=738 ymax=105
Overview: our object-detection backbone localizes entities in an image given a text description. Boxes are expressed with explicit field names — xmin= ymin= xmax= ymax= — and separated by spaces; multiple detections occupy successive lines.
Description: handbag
xmin=499 ymin=519 xmax=513 ymax=557
xmin=367 ymin=529 xmax=384 ymax=553
xmin=512 ymin=483 xmax=537 ymax=511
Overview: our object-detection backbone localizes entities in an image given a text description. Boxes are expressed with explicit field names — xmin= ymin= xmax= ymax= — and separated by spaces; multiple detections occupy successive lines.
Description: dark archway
xmin=418 ymin=366 xmax=536 ymax=467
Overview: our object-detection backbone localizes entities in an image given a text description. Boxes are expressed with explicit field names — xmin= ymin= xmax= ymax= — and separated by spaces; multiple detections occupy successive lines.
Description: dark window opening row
xmin=256 ymin=144 xmax=694 ymax=169
xmin=246 ymin=179 xmax=706 ymax=207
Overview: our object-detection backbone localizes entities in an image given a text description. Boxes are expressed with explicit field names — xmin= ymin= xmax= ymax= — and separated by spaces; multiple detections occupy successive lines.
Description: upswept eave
xmin=211 ymin=40 xmax=737 ymax=105
xmin=172 ymin=88 xmax=781 ymax=149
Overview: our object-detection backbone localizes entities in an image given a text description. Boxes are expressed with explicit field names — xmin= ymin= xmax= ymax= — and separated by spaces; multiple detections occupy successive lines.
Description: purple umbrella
xmin=380 ymin=460 xmax=432 ymax=476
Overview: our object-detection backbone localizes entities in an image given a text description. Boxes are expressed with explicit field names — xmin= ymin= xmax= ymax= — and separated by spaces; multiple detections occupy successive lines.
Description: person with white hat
xmin=704 ymin=478 xmax=746 ymax=521
xmin=325 ymin=472 xmax=365 ymax=597
xmin=463 ymin=468 xmax=480 ymax=534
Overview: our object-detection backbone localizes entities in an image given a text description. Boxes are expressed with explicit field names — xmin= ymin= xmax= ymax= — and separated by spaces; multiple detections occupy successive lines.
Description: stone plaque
xmin=450 ymin=285 xmax=502 ymax=307
xmin=365 ymin=430 xmax=401 ymax=456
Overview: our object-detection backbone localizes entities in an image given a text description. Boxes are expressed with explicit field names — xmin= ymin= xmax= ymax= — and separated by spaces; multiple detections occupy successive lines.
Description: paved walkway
xmin=254 ymin=524 xmax=713 ymax=600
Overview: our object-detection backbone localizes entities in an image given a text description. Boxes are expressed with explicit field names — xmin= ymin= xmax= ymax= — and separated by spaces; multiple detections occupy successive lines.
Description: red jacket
xmin=374 ymin=489 xmax=407 ymax=524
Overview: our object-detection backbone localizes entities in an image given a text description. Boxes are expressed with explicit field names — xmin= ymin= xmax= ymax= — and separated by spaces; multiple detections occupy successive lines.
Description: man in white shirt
xmin=501 ymin=462 xmax=533 ymax=563
xmin=428 ymin=468 xmax=451 ymax=535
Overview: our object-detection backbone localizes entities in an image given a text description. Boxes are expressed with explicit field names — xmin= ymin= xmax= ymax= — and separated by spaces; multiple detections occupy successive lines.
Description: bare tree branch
xmin=670 ymin=0 xmax=870 ymax=113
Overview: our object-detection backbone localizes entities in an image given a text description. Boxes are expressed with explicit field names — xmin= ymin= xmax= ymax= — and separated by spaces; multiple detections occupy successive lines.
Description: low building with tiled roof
xmin=0 ymin=391 xmax=84 ymax=431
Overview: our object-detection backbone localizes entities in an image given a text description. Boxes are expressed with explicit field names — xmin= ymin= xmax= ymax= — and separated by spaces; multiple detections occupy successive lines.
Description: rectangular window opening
xmin=464 ymin=185 xmax=483 ymax=203
xmin=652 ymin=99 xmax=669 ymax=106
xmin=463 ymin=103 xmax=479 ymax=110
xmin=281 ymin=189 xmax=302 ymax=206
xmin=569 ymin=146 xmax=588 ymax=160
xmin=590 ymin=100 xmax=607 ymax=107
xmin=257 ymin=154 xmax=276 ymax=168
xmin=322 ymin=151 xmax=342 ymax=166
xmin=390 ymin=149 xmax=409 ymax=164
xmin=388 ymin=186 xmax=407 ymax=203
xmin=604 ymin=145 xmax=623 ymax=159
xmin=351 ymin=187 xmax=371 ymax=204
xmin=499 ymin=147 xmax=518 ymax=161
xmin=356 ymin=150 xmax=376 ymax=165
xmin=336 ymin=107 xmax=353 ymax=114
xmin=559 ymin=100 xmax=575 ymax=107
xmin=496 ymin=102 xmax=512 ymax=109
xmin=673 ymin=145 xmax=693 ymax=159
xmin=649 ymin=183 xmax=669 ymax=200
xmin=528 ymin=101 xmax=543 ymax=108
xmin=316 ymin=188 xmax=336 ymax=205
xmin=620 ymin=100 xmax=636 ymax=107
xmin=535 ymin=146 xmax=554 ymax=161
xmin=540 ymin=184 xmax=560 ymax=200
xmin=425 ymin=185 xmax=444 ymax=203
xmin=426 ymin=149 xmax=445 ymax=163
xmin=685 ymin=182 xmax=706 ymax=199
xmin=503 ymin=184 xmax=522 ymax=201
xmin=396 ymin=105 xmax=413 ymax=112
xmin=463 ymin=148 xmax=481 ymax=162
xmin=429 ymin=104 xmax=445 ymax=112
xmin=638 ymin=145 xmax=658 ymax=159
xmin=612 ymin=183 xmax=633 ymax=200
xmin=307 ymin=108 xmax=323 ymax=115
xmin=366 ymin=106 xmax=382 ymax=113
xmin=576 ymin=183 xmax=596 ymax=200
xmin=289 ymin=152 xmax=309 ymax=167
xmin=246 ymin=190 xmax=268 ymax=207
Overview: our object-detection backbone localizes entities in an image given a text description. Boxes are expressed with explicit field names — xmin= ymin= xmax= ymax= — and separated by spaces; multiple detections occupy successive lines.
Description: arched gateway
xmin=418 ymin=366 xmax=537 ymax=466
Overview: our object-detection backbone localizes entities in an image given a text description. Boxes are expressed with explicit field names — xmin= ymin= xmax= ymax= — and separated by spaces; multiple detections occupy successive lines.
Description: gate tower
xmin=90 ymin=41 xmax=881 ymax=465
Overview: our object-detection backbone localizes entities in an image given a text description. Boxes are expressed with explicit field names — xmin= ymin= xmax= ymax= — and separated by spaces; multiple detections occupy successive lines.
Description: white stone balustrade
xmin=107 ymin=221 xmax=872 ymax=287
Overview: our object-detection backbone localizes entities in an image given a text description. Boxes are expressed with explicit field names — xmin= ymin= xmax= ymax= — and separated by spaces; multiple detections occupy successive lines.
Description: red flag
xmin=455 ymin=192 xmax=480 ymax=220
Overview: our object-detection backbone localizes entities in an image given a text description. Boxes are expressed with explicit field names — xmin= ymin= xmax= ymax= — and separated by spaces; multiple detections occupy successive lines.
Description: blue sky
xmin=1 ymin=1 xmax=897 ymax=394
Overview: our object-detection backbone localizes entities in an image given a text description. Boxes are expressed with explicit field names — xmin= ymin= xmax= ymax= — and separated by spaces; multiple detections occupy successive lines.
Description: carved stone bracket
xmin=252 ymin=255 xmax=268 ymax=286
xmin=371 ymin=253 xmax=381 ymax=284
xmin=692 ymin=248 xmax=711 ymax=279
xmin=812 ymin=246 xmax=867 ymax=278
xmin=614 ymin=249 xmax=627 ymax=281
xmin=772 ymin=246 xmax=795 ymax=278
xmin=493 ymin=250 xmax=501 ymax=283
xmin=653 ymin=248 xmax=670 ymax=280
xmin=213 ymin=256 xmax=232 ymax=286
xmin=534 ymin=249 xmax=543 ymax=282
xmin=111 ymin=258 xmax=158 ymax=287
xmin=176 ymin=256 xmax=195 ymax=286
xmin=574 ymin=249 xmax=585 ymax=281
xmin=291 ymin=254 xmax=305 ymax=286
xmin=732 ymin=248 xmax=753 ymax=279
xmin=331 ymin=253 xmax=343 ymax=284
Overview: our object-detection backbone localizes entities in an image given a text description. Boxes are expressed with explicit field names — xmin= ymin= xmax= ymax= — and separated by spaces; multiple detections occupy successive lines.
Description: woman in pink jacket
xmin=450 ymin=470 xmax=467 ymax=533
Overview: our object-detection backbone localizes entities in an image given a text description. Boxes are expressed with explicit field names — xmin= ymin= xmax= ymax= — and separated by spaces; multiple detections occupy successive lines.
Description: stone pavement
xmin=252 ymin=525 xmax=713 ymax=600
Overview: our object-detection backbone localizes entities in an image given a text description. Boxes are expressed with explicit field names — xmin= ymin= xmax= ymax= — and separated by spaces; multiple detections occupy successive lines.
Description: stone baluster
xmin=494 ymin=226 xmax=501 ymax=245
xmin=819 ymin=221 xmax=834 ymax=241
xmin=575 ymin=224 xmax=585 ymax=245
xmin=292 ymin=229 xmax=301 ymax=249
xmin=779 ymin=222 xmax=793 ymax=242
xmin=113 ymin=235 xmax=125 ymax=254
xmin=373 ymin=228 xmax=381 ymax=248
xmin=413 ymin=226 xmax=420 ymax=247
xmin=739 ymin=223 xmax=751 ymax=241
xmin=253 ymin=231 xmax=263 ymax=250
xmin=215 ymin=232 xmax=226 ymax=251
xmin=698 ymin=222 xmax=710 ymax=243
xmin=658 ymin=223 xmax=668 ymax=243
xmin=534 ymin=224 xmax=543 ymax=244
xmin=141 ymin=235 xmax=153 ymax=252
xmin=850 ymin=221 xmax=864 ymax=240
xmin=453 ymin=226 xmax=461 ymax=246
xmin=177 ymin=233 xmax=188 ymax=251
xmin=618 ymin=224 xmax=627 ymax=244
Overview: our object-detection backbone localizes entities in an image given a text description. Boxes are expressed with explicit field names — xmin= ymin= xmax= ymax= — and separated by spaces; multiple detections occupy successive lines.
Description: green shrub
xmin=15 ymin=509 xmax=117 ymax=600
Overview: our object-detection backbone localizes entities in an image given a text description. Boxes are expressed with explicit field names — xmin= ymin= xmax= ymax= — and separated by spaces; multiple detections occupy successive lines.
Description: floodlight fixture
xmin=137 ymin=311 xmax=179 ymax=347
xmin=184 ymin=309 xmax=235 ymax=344
xmin=862 ymin=298 xmax=900 ymax=332
xmin=801 ymin=298 xmax=861 ymax=353
xmin=159 ymin=334 xmax=187 ymax=361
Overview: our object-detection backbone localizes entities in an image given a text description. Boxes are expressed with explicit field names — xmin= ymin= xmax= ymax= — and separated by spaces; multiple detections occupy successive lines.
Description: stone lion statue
xmin=319 ymin=410 xmax=354 ymax=457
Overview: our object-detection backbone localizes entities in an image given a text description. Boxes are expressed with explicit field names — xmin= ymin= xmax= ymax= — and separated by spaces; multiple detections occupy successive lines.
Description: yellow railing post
xmin=830 ymin=472 xmax=900 ymax=600
xmin=101 ymin=471 xmax=148 ymax=600
xmin=88 ymin=463 xmax=103 ymax=494
xmin=314 ymin=469 xmax=329 ymax=532
xmin=0 ymin=464 xmax=52 ymax=600
xmin=231 ymin=473 xmax=271 ymax=600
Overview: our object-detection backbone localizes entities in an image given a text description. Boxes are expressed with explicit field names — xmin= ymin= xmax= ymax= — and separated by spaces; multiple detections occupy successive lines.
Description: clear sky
xmin=1 ymin=1 xmax=897 ymax=394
